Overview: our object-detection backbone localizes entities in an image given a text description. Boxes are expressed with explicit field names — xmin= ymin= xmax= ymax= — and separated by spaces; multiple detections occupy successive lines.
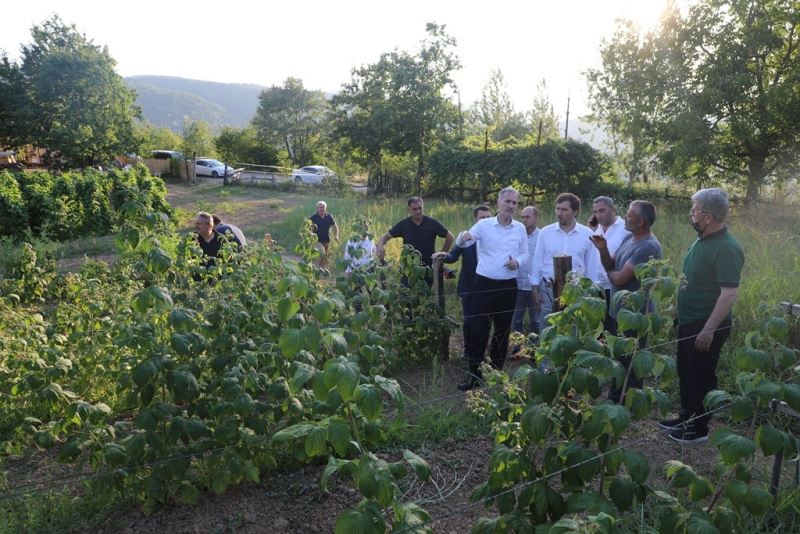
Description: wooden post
xmin=432 ymin=257 xmax=449 ymax=360
xmin=552 ymin=255 xmax=572 ymax=312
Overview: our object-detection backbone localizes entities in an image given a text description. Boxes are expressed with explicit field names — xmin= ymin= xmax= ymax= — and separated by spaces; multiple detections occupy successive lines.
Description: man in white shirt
xmin=589 ymin=196 xmax=631 ymax=332
xmin=530 ymin=193 xmax=599 ymax=329
xmin=512 ymin=206 xmax=541 ymax=337
xmin=453 ymin=187 xmax=528 ymax=390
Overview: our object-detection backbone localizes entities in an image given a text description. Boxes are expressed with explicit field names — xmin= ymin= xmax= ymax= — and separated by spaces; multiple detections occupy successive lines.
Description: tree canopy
xmin=0 ymin=15 xmax=140 ymax=168
xmin=251 ymin=77 xmax=328 ymax=167
xmin=331 ymin=22 xmax=461 ymax=193
xmin=587 ymin=0 xmax=800 ymax=203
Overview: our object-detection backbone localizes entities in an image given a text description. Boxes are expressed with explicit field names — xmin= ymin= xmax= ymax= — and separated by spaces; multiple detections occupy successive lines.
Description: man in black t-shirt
xmin=194 ymin=211 xmax=241 ymax=270
xmin=375 ymin=197 xmax=454 ymax=269
xmin=309 ymin=200 xmax=339 ymax=268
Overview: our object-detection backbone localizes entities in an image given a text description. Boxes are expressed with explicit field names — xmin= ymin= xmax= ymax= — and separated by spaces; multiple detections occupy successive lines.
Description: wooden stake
xmin=553 ymin=255 xmax=572 ymax=311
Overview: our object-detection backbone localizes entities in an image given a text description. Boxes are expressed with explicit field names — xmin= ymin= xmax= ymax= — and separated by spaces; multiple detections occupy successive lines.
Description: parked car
xmin=151 ymin=150 xmax=184 ymax=160
xmin=291 ymin=165 xmax=332 ymax=185
xmin=195 ymin=158 xmax=235 ymax=178
xmin=0 ymin=151 xmax=24 ymax=171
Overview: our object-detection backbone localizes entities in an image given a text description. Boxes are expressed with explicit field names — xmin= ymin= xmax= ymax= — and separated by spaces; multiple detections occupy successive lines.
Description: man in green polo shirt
xmin=660 ymin=188 xmax=744 ymax=444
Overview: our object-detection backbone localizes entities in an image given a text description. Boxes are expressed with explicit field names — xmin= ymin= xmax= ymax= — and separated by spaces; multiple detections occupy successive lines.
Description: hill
xmin=125 ymin=75 xmax=265 ymax=132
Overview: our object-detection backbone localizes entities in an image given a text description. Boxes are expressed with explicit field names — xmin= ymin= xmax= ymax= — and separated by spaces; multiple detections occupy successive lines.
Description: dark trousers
xmin=466 ymin=276 xmax=517 ymax=381
xmin=608 ymin=331 xmax=645 ymax=404
xmin=602 ymin=288 xmax=617 ymax=333
xmin=460 ymin=294 xmax=473 ymax=355
xmin=677 ymin=319 xmax=732 ymax=431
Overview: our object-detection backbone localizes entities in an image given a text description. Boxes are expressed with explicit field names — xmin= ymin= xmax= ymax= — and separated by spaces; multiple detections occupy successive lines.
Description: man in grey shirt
xmin=590 ymin=200 xmax=662 ymax=403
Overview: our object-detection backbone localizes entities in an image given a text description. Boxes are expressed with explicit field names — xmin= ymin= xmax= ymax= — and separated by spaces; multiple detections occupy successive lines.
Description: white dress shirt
xmin=343 ymin=238 xmax=375 ymax=272
xmin=516 ymin=228 xmax=540 ymax=291
xmin=593 ymin=216 xmax=630 ymax=289
xmin=529 ymin=222 xmax=599 ymax=286
xmin=468 ymin=216 xmax=528 ymax=280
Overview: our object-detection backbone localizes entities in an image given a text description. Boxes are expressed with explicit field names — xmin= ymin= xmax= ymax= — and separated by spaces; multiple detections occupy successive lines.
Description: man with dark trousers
xmin=590 ymin=200 xmax=662 ymax=403
xmin=432 ymin=205 xmax=492 ymax=360
xmin=453 ymin=187 xmax=528 ymax=390
xmin=659 ymin=188 xmax=744 ymax=443
xmin=376 ymin=196 xmax=454 ymax=274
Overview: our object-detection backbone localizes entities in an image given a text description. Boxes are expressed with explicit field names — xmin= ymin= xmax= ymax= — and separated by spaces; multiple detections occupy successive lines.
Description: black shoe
xmin=458 ymin=379 xmax=480 ymax=391
xmin=668 ymin=425 xmax=708 ymax=444
xmin=658 ymin=415 xmax=687 ymax=431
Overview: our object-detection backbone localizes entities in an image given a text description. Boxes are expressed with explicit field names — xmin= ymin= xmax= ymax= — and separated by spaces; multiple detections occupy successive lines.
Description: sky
xmin=2 ymin=0 xmax=679 ymax=119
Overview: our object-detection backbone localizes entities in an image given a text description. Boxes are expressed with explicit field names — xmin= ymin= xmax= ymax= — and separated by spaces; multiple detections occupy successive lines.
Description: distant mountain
xmin=125 ymin=75 xmax=266 ymax=132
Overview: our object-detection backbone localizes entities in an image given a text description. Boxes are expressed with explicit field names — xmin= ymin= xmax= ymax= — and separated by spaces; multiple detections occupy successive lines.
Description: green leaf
xmin=689 ymin=478 xmax=713 ymax=501
xmin=549 ymin=335 xmax=582 ymax=364
xmin=782 ymin=383 xmax=800 ymax=412
xmin=374 ymin=375 xmax=404 ymax=410
xmin=623 ymin=451 xmax=649 ymax=483
xmin=704 ymin=389 xmax=732 ymax=410
xmin=712 ymin=429 xmax=755 ymax=465
xmin=271 ymin=423 xmax=316 ymax=444
xmin=304 ymin=426 xmax=328 ymax=457
xmin=132 ymin=359 xmax=158 ymax=388
xmin=403 ymin=450 xmax=431 ymax=482
xmin=521 ymin=404 xmax=548 ymax=443
xmin=277 ymin=297 xmax=301 ymax=322
xmin=355 ymin=384 xmax=382 ymax=420
xmin=609 ymin=475 xmax=636 ymax=511
xmin=764 ymin=317 xmax=789 ymax=340
xmin=735 ymin=347 xmax=772 ymax=372
xmin=324 ymin=357 xmax=360 ymax=402
xmin=334 ymin=509 xmax=383 ymax=534
xmin=278 ymin=329 xmax=304 ymax=357
xmin=664 ymin=460 xmax=697 ymax=488
xmin=631 ymin=350 xmax=655 ymax=379
xmin=596 ymin=404 xmax=631 ymax=436
xmin=755 ymin=425 xmax=784 ymax=456
xmin=617 ymin=309 xmax=647 ymax=336
xmin=177 ymin=481 xmax=200 ymax=505
xmin=578 ymin=296 xmax=607 ymax=324
xmin=575 ymin=350 xmax=614 ymax=382
xmin=744 ymin=486 xmax=773 ymax=515
xmin=724 ymin=479 xmax=748 ymax=507
xmin=290 ymin=363 xmax=315 ymax=393
xmin=729 ymin=396 xmax=754 ymax=422
xmin=313 ymin=298 xmax=334 ymax=323
xmin=686 ymin=512 xmax=718 ymax=534
xmin=327 ymin=417 xmax=351 ymax=457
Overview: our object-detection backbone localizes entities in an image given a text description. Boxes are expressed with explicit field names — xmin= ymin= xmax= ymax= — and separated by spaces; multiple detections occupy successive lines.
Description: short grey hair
xmin=316 ymin=200 xmax=327 ymax=209
xmin=692 ymin=188 xmax=729 ymax=222
xmin=196 ymin=211 xmax=213 ymax=225
xmin=498 ymin=186 xmax=519 ymax=200
xmin=593 ymin=196 xmax=616 ymax=211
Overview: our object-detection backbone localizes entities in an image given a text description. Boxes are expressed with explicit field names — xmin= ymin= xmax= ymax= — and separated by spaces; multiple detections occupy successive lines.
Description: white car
xmin=291 ymin=165 xmax=332 ymax=185
xmin=195 ymin=158 xmax=234 ymax=178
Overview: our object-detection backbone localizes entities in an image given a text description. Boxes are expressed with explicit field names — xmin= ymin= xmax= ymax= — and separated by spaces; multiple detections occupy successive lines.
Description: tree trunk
xmin=746 ymin=157 xmax=766 ymax=207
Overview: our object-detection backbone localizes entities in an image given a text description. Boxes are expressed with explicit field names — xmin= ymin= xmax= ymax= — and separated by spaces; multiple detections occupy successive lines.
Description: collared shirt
xmin=593 ymin=216 xmax=630 ymax=289
xmin=529 ymin=222 xmax=598 ymax=285
xmin=677 ymin=226 xmax=744 ymax=325
xmin=468 ymin=216 xmax=528 ymax=281
xmin=516 ymin=228 xmax=540 ymax=291
xmin=388 ymin=215 xmax=449 ymax=267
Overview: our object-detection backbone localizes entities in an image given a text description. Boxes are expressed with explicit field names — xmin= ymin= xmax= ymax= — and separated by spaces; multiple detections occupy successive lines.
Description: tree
xmin=0 ymin=15 xmax=140 ymax=168
xmin=331 ymin=22 xmax=461 ymax=193
xmin=214 ymin=126 xmax=278 ymax=166
xmin=529 ymin=79 xmax=560 ymax=144
xmin=585 ymin=19 xmax=667 ymax=183
xmin=134 ymin=121 xmax=182 ymax=154
xmin=587 ymin=0 xmax=800 ymax=202
xmin=180 ymin=119 xmax=216 ymax=159
xmin=661 ymin=0 xmax=800 ymax=204
xmin=251 ymin=77 xmax=328 ymax=167
xmin=468 ymin=69 xmax=530 ymax=144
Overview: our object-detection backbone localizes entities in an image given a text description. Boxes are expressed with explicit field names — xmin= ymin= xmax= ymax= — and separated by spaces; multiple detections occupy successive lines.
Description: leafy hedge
xmin=0 ymin=165 xmax=172 ymax=241
xmin=427 ymin=138 xmax=615 ymax=200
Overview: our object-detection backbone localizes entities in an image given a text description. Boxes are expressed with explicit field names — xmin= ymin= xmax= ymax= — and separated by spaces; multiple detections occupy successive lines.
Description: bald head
xmin=521 ymin=205 xmax=539 ymax=233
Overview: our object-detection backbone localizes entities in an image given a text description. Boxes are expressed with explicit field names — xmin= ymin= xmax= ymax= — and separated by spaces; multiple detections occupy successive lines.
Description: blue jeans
xmin=512 ymin=289 xmax=540 ymax=334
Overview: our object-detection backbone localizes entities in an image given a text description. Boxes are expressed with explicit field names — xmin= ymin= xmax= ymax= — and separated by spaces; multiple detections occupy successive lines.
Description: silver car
xmin=195 ymin=158 xmax=234 ymax=178
xmin=291 ymin=165 xmax=332 ymax=185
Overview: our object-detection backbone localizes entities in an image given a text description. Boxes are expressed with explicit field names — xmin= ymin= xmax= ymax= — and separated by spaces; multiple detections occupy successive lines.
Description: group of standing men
xmin=373 ymin=186 xmax=743 ymax=445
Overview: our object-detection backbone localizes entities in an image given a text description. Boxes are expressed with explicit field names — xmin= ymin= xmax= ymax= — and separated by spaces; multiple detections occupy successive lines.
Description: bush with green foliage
xmin=0 ymin=165 xmax=171 ymax=241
